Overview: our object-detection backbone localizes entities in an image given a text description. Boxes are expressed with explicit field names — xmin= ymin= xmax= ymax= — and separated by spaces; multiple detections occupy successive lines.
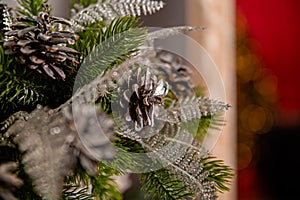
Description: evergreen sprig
xmin=201 ymin=156 xmax=234 ymax=192
xmin=16 ymin=0 xmax=48 ymax=17
xmin=90 ymin=163 xmax=122 ymax=200
xmin=141 ymin=168 xmax=192 ymax=200
xmin=74 ymin=16 xmax=146 ymax=87
xmin=64 ymin=162 xmax=122 ymax=200
xmin=0 ymin=46 xmax=45 ymax=121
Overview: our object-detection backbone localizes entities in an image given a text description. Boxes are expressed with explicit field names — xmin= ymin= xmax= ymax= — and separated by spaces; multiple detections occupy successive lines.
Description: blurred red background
xmin=237 ymin=1 xmax=300 ymax=199
xmin=237 ymin=0 xmax=300 ymax=121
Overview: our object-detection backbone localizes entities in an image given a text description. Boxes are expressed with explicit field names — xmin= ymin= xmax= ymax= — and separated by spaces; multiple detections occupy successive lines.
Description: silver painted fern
xmin=71 ymin=0 xmax=165 ymax=30
xmin=117 ymin=122 xmax=217 ymax=199
xmin=145 ymin=26 xmax=205 ymax=46
xmin=157 ymin=96 xmax=230 ymax=124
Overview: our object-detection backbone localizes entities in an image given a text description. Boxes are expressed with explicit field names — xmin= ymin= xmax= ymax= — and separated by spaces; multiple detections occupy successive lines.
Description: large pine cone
xmin=3 ymin=4 xmax=79 ymax=80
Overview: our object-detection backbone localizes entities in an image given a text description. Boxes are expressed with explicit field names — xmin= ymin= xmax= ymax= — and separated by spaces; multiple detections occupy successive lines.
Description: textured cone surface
xmin=154 ymin=50 xmax=195 ymax=97
xmin=3 ymin=5 xmax=79 ymax=80
xmin=117 ymin=68 xmax=168 ymax=131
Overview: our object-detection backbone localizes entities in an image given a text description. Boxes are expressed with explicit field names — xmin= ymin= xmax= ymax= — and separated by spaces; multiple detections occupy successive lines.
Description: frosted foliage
xmin=71 ymin=0 xmax=164 ymax=30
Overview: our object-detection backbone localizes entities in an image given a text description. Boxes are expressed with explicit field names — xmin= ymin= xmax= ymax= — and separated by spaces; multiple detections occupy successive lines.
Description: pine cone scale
xmin=53 ymin=45 xmax=79 ymax=54
xmin=17 ymin=39 xmax=32 ymax=46
xmin=51 ymin=64 xmax=66 ymax=80
xmin=37 ymin=33 xmax=51 ymax=41
xmin=20 ymin=46 xmax=37 ymax=54
xmin=29 ymin=55 xmax=44 ymax=64
xmin=17 ymin=26 xmax=36 ymax=38
xmin=42 ymin=64 xmax=55 ymax=79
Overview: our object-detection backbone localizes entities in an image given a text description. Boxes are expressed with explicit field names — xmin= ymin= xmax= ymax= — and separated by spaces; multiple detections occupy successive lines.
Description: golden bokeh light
xmin=237 ymin=142 xmax=253 ymax=170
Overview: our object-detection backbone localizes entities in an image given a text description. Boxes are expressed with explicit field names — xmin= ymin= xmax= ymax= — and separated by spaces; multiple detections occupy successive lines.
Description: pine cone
xmin=3 ymin=4 xmax=79 ymax=80
xmin=154 ymin=50 xmax=194 ymax=97
xmin=117 ymin=67 xmax=169 ymax=131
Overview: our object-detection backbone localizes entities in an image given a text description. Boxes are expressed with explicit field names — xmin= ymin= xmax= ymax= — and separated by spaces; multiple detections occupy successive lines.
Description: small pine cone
xmin=155 ymin=50 xmax=194 ymax=97
xmin=3 ymin=4 xmax=79 ymax=80
xmin=118 ymin=68 xmax=169 ymax=131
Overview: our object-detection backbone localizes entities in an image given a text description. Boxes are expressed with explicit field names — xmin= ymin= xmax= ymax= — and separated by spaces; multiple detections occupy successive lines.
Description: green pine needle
xmin=201 ymin=156 xmax=234 ymax=193
xmin=74 ymin=16 xmax=146 ymax=88
xmin=16 ymin=0 xmax=49 ymax=17
xmin=141 ymin=169 xmax=193 ymax=200
xmin=90 ymin=163 xmax=122 ymax=200
xmin=0 ymin=47 xmax=45 ymax=121
xmin=64 ymin=162 xmax=122 ymax=200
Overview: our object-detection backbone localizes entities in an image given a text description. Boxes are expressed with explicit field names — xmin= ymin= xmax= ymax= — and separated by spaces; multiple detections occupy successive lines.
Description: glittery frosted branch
xmin=198 ymin=96 xmax=230 ymax=116
xmin=139 ymin=125 xmax=217 ymax=199
xmin=157 ymin=96 xmax=230 ymax=124
xmin=71 ymin=0 xmax=165 ymax=31
xmin=146 ymin=26 xmax=205 ymax=46
xmin=0 ymin=3 xmax=15 ymax=40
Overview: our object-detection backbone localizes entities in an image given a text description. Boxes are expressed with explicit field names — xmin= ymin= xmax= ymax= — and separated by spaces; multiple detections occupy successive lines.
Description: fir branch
xmin=57 ymin=52 xmax=147 ymax=111
xmin=90 ymin=163 xmax=122 ymax=200
xmin=116 ymin=121 xmax=217 ymax=198
xmin=16 ymin=0 xmax=48 ymax=17
xmin=74 ymin=16 xmax=146 ymax=87
xmin=141 ymin=168 xmax=192 ymax=200
xmin=201 ymin=156 xmax=234 ymax=193
xmin=71 ymin=0 xmax=164 ymax=31
xmin=0 ymin=46 xmax=45 ymax=122
xmin=64 ymin=162 xmax=122 ymax=200
xmin=108 ymin=135 xmax=155 ymax=173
